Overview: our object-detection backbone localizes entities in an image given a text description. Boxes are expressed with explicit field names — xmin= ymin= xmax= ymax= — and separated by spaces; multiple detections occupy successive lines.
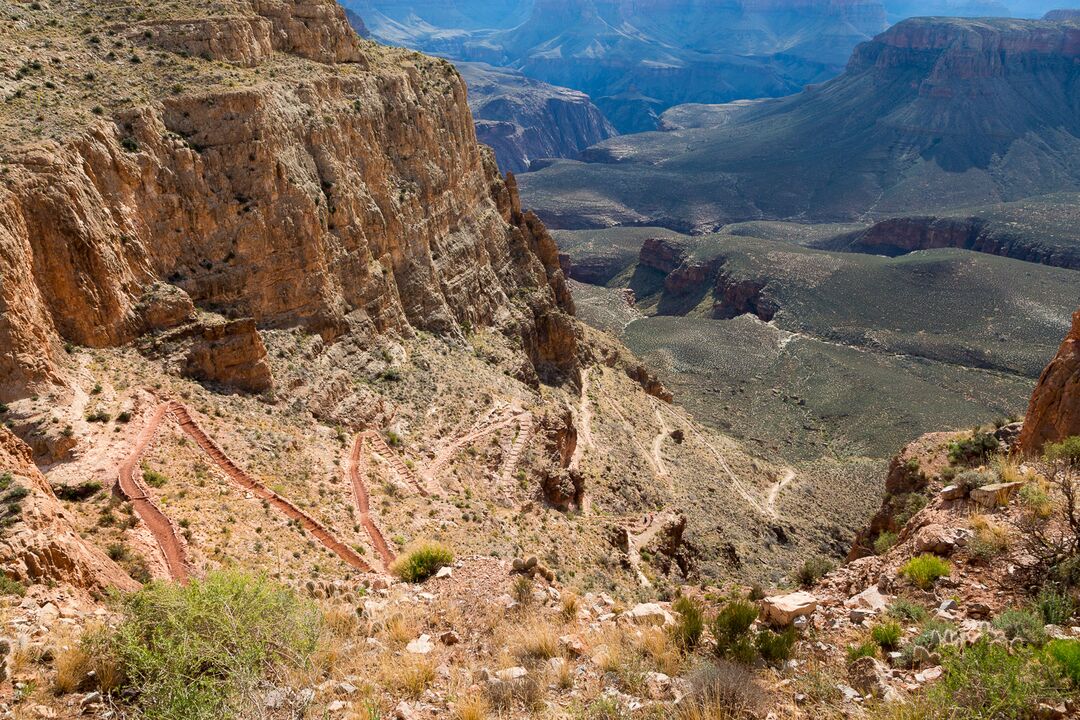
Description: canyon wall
xmin=0 ymin=0 xmax=578 ymax=402
xmin=1020 ymin=310 xmax=1080 ymax=454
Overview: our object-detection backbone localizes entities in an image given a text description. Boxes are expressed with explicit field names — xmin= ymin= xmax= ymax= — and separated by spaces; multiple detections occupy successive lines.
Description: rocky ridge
xmin=0 ymin=0 xmax=577 ymax=404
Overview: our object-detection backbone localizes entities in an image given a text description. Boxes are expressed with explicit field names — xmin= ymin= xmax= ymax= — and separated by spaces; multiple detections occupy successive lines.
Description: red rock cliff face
xmin=0 ymin=0 xmax=577 ymax=401
xmin=1019 ymin=310 xmax=1080 ymax=454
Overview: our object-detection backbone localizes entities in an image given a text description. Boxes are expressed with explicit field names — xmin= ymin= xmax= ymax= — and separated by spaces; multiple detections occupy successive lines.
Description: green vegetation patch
xmin=901 ymin=554 xmax=951 ymax=589
xmin=91 ymin=570 xmax=319 ymax=720
xmin=390 ymin=542 xmax=453 ymax=583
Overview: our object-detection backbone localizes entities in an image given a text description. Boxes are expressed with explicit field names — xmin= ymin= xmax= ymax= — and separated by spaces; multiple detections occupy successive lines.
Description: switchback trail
xmin=423 ymin=406 xmax=534 ymax=488
xmin=348 ymin=432 xmax=398 ymax=568
xmin=117 ymin=403 xmax=191 ymax=582
xmin=499 ymin=412 xmax=534 ymax=484
xmin=167 ymin=402 xmax=374 ymax=574
xmin=625 ymin=509 xmax=679 ymax=588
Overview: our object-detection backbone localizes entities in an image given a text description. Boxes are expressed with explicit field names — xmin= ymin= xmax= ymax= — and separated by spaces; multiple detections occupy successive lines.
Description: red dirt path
xmin=116 ymin=403 xmax=191 ymax=582
xmin=167 ymin=402 xmax=374 ymax=574
xmin=348 ymin=433 xmax=398 ymax=568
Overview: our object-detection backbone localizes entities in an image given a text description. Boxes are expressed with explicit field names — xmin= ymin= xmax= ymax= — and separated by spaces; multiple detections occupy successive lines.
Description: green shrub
xmin=993 ymin=608 xmax=1048 ymax=646
xmin=86 ymin=410 xmax=111 ymax=423
xmin=846 ymin=642 xmax=877 ymax=663
xmin=1044 ymin=436 xmax=1080 ymax=466
xmin=142 ymin=468 xmax=168 ymax=489
xmin=948 ymin=432 xmax=1000 ymax=466
xmin=793 ymin=556 xmax=834 ymax=588
xmin=887 ymin=598 xmax=929 ymax=623
xmin=0 ymin=574 xmax=27 ymax=597
xmin=672 ymin=596 xmax=705 ymax=652
xmin=871 ymin=622 xmax=903 ymax=650
xmin=756 ymin=627 xmax=796 ymax=664
xmin=920 ymin=640 xmax=1066 ymax=719
xmin=711 ymin=599 xmax=759 ymax=663
xmin=873 ymin=531 xmax=898 ymax=556
xmin=390 ymin=542 xmax=453 ymax=583
xmin=54 ymin=481 xmax=103 ymax=502
xmin=955 ymin=468 xmax=999 ymax=492
xmin=901 ymin=554 xmax=950 ymax=589
xmin=1046 ymin=639 xmax=1080 ymax=686
xmin=93 ymin=570 xmax=319 ymax=719
xmin=1035 ymin=587 xmax=1076 ymax=626
xmin=892 ymin=492 xmax=929 ymax=527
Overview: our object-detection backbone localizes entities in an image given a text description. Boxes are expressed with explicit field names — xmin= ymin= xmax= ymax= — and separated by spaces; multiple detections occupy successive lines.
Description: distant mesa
xmin=348 ymin=0 xmax=891 ymax=133
xmin=520 ymin=16 xmax=1080 ymax=233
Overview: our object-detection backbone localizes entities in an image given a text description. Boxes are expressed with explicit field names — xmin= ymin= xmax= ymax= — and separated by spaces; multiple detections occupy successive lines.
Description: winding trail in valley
xmin=117 ymin=403 xmax=191 ymax=582
xmin=766 ymin=468 xmax=797 ymax=519
xmin=347 ymin=432 xmax=398 ymax=569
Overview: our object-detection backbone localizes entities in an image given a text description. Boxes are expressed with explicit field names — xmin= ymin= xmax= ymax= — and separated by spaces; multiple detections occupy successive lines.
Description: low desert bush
xmin=1035 ymin=586 xmax=1076 ymax=626
xmin=947 ymin=432 xmax=1000 ymax=466
xmin=920 ymin=640 xmax=1066 ymax=719
xmin=793 ymin=556 xmax=834 ymax=587
xmin=871 ymin=621 xmax=903 ymax=650
xmin=391 ymin=541 xmax=453 ymax=583
xmin=711 ymin=599 xmax=758 ymax=663
xmin=672 ymin=595 xmax=705 ymax=651
xmin=901 ymin=554 xmax=951 ymax=589
xmin=873 ymin=531 xmax=898 ymax=556
xmin=88 ymin=570 xmax=319 ymax=719
xmin=756 ymin=627 xmax=796 ymax=664
xmin=992 ymin=608 xmax=1047 ymax=646
xmin=847 ymin=642 xmax=877 ymax=663
xmin=887 ymin=598 xmax=928 ymax=623
xmin=0 ymin=573 xmax=27 ymax=597
xmin=1046 ymin=639 xmax=1080 ymax=686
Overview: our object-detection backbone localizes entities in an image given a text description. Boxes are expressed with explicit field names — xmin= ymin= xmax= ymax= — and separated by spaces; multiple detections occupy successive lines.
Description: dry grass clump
xmin=679 ymin=659 xmax=769 ymax=719
xmin=560 ymin=591 xmax=580 ymax=622
xmin=455 ymin=694 xmax=490 ymax=720
xmin=52 ymin=641 xmax=91 ymax=694
xmin=382 ymin=655 xmax=436 ymax=698
xmin=637 ymin=627 xmax=682 ymax=676
xmin=381 ymin=609 xmax=423 ymax=648
xmin=968 ymin=513 xmax=1011 ymax=561
xmin=513 ymin=621 xmax=562 ymax=662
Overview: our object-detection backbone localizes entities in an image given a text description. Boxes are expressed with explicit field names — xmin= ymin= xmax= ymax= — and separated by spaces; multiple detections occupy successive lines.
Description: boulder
xmin=940 ymin=485 xmax=966 ymax=501
xmin=625 ymin=603 xmax=674 ymax=627
xmin=846 ymin=585 xmax=890 ymax=612
xmin=405 ymin=634 xmax=434 ymax=655
xmin=914 ymin=524 xmax=971 ymax=556
xmin=761 ymin=591 xmax=818 ymax=626
xmin=970 ymin=482 xmax=1024 ymax=509
xmin=848 ymin=656 xmax=890 ymax=698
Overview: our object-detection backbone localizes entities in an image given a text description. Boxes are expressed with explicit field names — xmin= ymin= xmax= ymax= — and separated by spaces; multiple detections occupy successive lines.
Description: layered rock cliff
xmin=1019 ymin=310 xmax=1080 ymax=454
xmin=820 ymin=214 xmax=1080 ymax=270
xmin=0 ymin=0 xmax=578 ymax=403
xmin=457 ymin=62 xmax=617 ymax=174
xmin=0 ymin=428 xmax=137 ymax=592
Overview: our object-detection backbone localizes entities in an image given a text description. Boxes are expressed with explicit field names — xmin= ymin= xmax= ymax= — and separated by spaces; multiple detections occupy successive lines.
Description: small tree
xmin=1024 ymin=437 xmax=1080 ymax=586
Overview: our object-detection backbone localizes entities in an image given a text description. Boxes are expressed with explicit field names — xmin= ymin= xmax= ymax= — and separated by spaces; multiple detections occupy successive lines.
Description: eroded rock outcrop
xmin=0 ymin=429 xmax=137 ymax=593
xmin=822 ymin=216 xmax=1080 ymax=271
xmin=1019 ymin=310 xmax=1080 ymax=454
xmin=0 ymin=0 xmax=578 ymax=402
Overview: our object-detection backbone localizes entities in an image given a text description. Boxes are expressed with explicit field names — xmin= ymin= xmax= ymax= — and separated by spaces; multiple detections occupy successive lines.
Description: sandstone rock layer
xmin=1019 ymin=310 xmax=1080 ymax=454
xmin=0 ymin=0 xmax=577 ymax=402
